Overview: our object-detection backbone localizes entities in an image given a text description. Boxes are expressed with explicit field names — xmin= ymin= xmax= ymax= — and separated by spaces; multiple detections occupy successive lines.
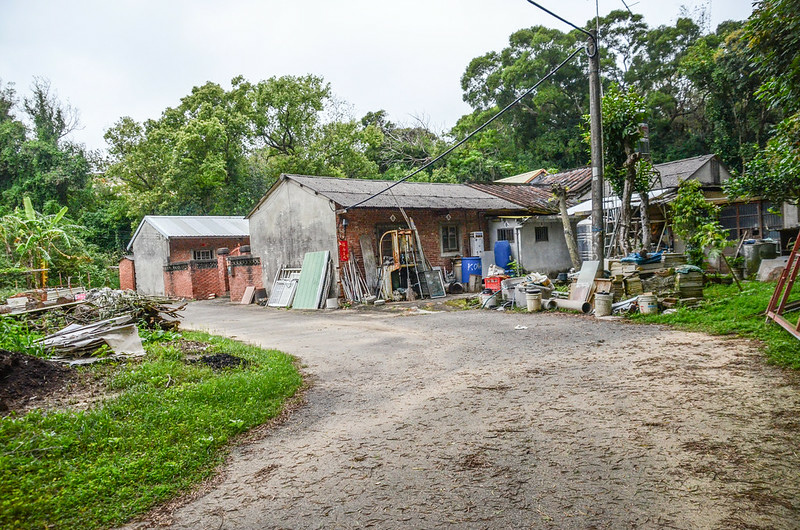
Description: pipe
xmin=552 ymin=298 xmax=592 ymax=313
xmin=540 ymin=298 xmax=557 ymax=310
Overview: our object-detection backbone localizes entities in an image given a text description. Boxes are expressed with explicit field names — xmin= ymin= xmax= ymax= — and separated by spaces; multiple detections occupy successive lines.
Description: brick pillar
xmin=217 ymin=247 xmax=230 ymax=295
xmin=119 ymin=257 xmax=136 ymax=291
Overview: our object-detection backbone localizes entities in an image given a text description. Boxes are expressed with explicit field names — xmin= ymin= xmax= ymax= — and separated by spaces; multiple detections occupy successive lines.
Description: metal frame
xmin=766 ymin=229 xmax=800 ymax=340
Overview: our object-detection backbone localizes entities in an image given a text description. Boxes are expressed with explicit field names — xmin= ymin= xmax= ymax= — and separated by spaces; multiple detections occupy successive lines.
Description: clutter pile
xmin=1 ymin=287 xmax=184 ymax=364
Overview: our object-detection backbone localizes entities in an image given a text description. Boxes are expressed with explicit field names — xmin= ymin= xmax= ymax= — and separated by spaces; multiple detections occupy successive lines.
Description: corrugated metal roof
xmin=466 ymin=183 xmax=557 ymax=214
xmin=281 ymin=175 xmax=521 ymax=210
xmin=494 ymin=168 xmax=548 ymax=184
xmin=127 ymin=216 xmax=249 ymax=250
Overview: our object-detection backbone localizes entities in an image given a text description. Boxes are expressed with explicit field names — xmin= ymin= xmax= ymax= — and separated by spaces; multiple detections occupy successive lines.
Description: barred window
xmin=534 ymin=226 xmax=549 ymax=242
xmin=497 ymin=228 xmax=515 ymax=242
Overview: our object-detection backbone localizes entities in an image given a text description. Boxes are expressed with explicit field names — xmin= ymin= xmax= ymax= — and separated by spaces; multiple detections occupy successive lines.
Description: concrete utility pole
xmin=588 ymin=30 xmax=605 ymax=266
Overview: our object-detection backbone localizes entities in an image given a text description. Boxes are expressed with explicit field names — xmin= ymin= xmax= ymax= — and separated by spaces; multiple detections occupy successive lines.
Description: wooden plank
xmin=360 ymin=235 xmax=378 ymax=294
xmin=241 ymin=286 xmax=256 ymax=304
xmin=293 ymin=251 xmax=330 ymax=310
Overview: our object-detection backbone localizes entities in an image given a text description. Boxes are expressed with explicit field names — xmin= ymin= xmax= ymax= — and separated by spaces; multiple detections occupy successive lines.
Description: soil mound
xmin=192 ymin=353 xmax=249 ymax=371
xmin=0 ymin=349 xmax=74 ymax=413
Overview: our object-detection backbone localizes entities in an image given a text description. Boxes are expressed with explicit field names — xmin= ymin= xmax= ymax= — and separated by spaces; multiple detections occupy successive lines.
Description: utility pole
xmin=588 ymin=30 xmax=605 ymax=266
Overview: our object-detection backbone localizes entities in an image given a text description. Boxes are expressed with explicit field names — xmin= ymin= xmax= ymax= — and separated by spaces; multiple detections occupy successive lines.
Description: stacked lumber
xmin=676 ymin=271 xmax=704 ymax=298
xmin=662 ymin=253 xmax=688 ymax=268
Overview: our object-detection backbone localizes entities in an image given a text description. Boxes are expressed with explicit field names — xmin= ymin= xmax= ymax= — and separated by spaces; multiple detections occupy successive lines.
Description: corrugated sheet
xmin=285 ymin=175 xmax=521 ymax=210
xmin=466 ymin=183 xmax=556 ymax=214
xmin=494 ymin=169 xmax=548 ymax=184
xmin=128 ymin=216 xmax=249 ymax=250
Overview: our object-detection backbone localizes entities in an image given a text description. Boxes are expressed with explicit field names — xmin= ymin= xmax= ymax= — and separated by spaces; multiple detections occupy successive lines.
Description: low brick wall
xmin=229 ymin=256 xmax=263 ymax=302
xmin=163 ymin=260 xmax=219 ymax=299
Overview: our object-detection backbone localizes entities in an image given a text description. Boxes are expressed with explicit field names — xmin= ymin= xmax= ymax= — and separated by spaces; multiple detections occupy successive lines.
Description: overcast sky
xmin=1 ymin=0 xmax=754 ymax=152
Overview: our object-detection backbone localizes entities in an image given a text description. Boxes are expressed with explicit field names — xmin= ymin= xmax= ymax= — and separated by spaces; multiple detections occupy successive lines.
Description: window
xmin=192 ymin=249 xmax=213 ymax=260
xmin=719 ymin=201 xmax=783 ymax=241
xmin=534 ymin=226 xmax=549 ymax=242
xmin=497 ymin=228 xmax=515 ymax=243
xmin=441 ymin=225 xmax=459 ymax=253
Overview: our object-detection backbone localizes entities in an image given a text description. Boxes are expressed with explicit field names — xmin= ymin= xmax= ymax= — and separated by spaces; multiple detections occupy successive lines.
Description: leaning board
xmin=292 ymin=251 xmax=331 ymax=310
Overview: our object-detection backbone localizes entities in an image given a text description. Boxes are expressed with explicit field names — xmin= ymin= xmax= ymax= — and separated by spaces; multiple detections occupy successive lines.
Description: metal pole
xmin=588 ymin=30 xmax=605 ymax=266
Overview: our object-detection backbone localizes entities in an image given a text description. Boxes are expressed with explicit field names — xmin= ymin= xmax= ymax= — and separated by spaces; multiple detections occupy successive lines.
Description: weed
xmin=0 ymin=315 xmax=45 ymax=357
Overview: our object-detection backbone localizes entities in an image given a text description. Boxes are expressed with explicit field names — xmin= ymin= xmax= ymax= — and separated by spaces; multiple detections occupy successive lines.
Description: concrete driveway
xmin=137 ymin=300 xmax=800 ymax=529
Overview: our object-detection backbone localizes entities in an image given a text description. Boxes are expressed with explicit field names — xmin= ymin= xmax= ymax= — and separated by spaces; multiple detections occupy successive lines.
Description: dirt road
xmin=135 ymin=301 xmax=800 ymax=529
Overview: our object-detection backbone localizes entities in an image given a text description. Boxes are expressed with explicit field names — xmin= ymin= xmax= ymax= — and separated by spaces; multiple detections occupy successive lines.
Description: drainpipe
xmin=515 ymin=225 xmax=523 ymax=272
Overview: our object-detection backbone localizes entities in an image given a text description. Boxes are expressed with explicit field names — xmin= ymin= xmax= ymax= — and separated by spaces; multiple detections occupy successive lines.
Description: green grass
xmin=0 ymin=331 xmax=303 ymax=529
xmin=634 ymin=281 xmax=800 ymax=369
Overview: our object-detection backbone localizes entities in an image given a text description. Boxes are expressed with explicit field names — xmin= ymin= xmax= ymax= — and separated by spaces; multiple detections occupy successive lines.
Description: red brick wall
xmin=229 ymin=256 xmax=264 ymax=302
xmin=168 ymin=237 xmax=249 ymax=262
xmin=163 ymin=261 xmax=221 ymax=300
xmin=164 ymin=264 xmax=192 ymax=298
xmin=339 ymin=208 xmax=487 ymax=277
xmin=119 ymin=257 xmax=136 ymax=291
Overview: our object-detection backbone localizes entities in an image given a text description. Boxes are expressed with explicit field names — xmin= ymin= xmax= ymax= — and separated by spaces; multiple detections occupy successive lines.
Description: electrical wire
xmin=525 ymin=0 xmax=597 ymax=57
xmin=340 ymin=47 xmax=582 ymax=212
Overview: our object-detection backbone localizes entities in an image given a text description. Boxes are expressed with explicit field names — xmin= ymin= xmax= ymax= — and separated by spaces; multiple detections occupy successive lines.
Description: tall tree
xmin=726 ymin=0 xmax=800 ymax=205
xmin=596 ymin=85 xmax=651 ymax=255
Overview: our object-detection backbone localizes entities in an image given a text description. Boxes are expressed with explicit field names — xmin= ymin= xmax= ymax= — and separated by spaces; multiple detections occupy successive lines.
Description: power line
xmin=341 ymin=47 xmax=582 ymax=212
xmin=525 ymin=0 xmax=597 ymax=57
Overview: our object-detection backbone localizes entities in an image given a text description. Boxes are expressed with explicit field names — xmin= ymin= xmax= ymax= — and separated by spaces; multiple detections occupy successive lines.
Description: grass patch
xmin=634 ymin=282 xmax=800 ymax=369
xmin=0 ymin=331 xmax=303 ymax=529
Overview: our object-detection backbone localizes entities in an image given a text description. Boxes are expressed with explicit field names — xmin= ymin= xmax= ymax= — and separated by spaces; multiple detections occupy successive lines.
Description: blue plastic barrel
xmin=494 ymin=240 xmax=512 ymax=269
xmin=462 ymin=256 xmax=482 ymax=281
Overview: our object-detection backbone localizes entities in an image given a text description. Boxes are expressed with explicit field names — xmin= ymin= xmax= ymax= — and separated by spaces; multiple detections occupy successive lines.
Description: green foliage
xmin=635 ymin=282 xmax=800 ymax=369
xmin=726 ymin=0 xmax=800 ymax=205
xmin=0 ymin=331 xmax=302 ymax=529
xmin=0 ymin=316 xmax=44 ymax=356
xmin=670 ymin=180 xmax=728 ymax=266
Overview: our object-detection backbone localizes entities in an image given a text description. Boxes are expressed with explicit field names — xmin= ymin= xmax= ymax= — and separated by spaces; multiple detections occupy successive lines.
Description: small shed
xmin=126 ymin=216 xmax=250 ymax=296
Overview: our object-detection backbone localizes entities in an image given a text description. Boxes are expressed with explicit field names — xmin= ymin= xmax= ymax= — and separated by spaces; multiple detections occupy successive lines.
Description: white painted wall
xmin=248 ymin=178 xmax=338 ymax=295
xmin=131 ymin=221 xmax=169 ymax=295
xmin=487 ymin=217 xmax=575 ymax=277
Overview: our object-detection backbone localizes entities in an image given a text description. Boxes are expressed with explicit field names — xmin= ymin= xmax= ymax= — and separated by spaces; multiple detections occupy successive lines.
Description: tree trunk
xmin=618 ymin=176 xmax=633 ymax=256
xmin=640 ymin=191 xmax=651 ymax=250
xmin=552 ymin=184 xmax=581 ymax=269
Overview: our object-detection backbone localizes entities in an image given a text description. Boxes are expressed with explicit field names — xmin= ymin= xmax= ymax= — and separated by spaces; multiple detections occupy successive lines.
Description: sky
xmin=0 ymin=0 xmax=754 ymax=153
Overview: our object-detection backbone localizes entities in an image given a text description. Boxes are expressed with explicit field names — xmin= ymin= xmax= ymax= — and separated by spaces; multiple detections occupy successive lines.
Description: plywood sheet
xmin=570 ymin=260 xmax=601 ymax=302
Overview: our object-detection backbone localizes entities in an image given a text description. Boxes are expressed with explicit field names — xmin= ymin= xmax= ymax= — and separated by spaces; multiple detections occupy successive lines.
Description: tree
xmin=670 ymin=179 xmax=731 ymax=270
xmin=681 ymin=22 xmax=778 ymax=173
xmin=457 ymin=25 xmax=589 ymax=172
xmin=596 ymin=85 xmax=651 ymax=255
xmin=726 ymin=0 xmax=800 ymax=205
xmin=0 ymin=78 xmax=93 ymax=213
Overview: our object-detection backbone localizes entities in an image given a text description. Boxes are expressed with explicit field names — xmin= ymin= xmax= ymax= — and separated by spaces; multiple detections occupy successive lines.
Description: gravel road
xmin=132 ymin=300 xmax=800 ymax=529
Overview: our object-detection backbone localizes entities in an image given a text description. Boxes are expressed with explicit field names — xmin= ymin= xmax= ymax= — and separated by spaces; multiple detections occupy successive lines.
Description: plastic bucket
xmin=638 ymin=294 xmax=658 ymax=314
xmin=594 ymin=293 xmax=612 ymax=317
xmin=526 ymin=289 xmax=542 ymax=312
xmin=462 ymin=257 xmax=482 ymax=285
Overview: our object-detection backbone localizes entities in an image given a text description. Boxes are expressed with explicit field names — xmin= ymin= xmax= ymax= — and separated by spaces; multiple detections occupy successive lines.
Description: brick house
xmin=123 ymin=216 xmax=252 ymax=297
xmin=247 ymin=174 xmax=530 ymax=297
